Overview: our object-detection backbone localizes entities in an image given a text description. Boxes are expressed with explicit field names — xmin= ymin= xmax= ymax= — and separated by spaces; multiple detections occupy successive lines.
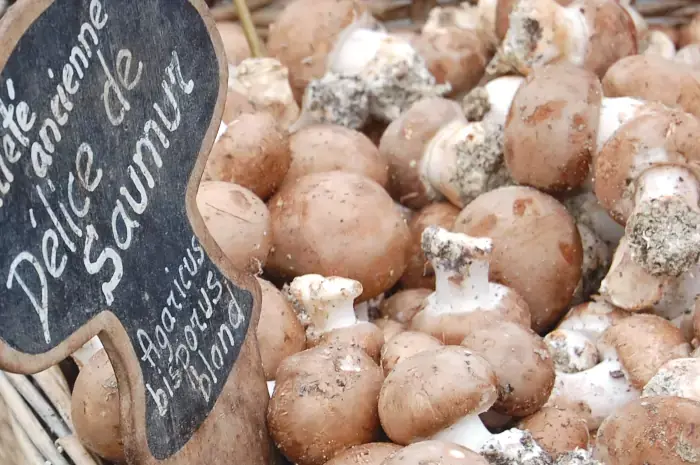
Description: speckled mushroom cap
xmin=519 ymin=407 xmax=589 ymax=459
xmin=196 ymin=181 xmax=272 ymax=274
xmin=266 ymin=0 xmax=368 ymax=101
xmin=379 ymin=288 xmax=432 ymax=324
xmin=282 ymin=124 xmax=389 ymax=190
xmin=380 ymin=331 xmax=443 ymax=376
xmin=268 ymin=344 xmax=383 ymax=465
xmin=556 ymin=299 xmax=630 ymax=338
xmin=599 ymin=313 xmax=691 ymax=389
xmin=324 ymin=442 xmax=402 ymax=465
xmin=594 ymin=108 xmax=700 ymax=224
xmin=461 ymin=319 xmax=555 ymax=417
xmin=594 ymin=396 xmax=700 ymax=465
xmin=454 ymin=186 xmax=583 ymax=333
xmin=401 ymin=202 xmax=461 ymax=289
xmin=378 ymin=346 xmax=498 ymax=445
xmin=643 ymin=358 xmax=700 ymax=401
xmin=315 ymin=322 xmax=385 ymax=363
xmin=221 ymin=88 xmax=255 ymax=123
xmin=379 ymin=98 xmax=464 ymax=209
xmin=602 ymin=55 xmax=700 ymax=119
xmin=494 ymin=0 xmax=575 ymax=41
xmin=266 ymin=171 xmax=411 ymax=301
xmin=382 ymin=440 xmax=490 ymax=465
xmin=216 ymin=22 xmax=252 ymax=65
xmin=504 ymin=63 xmax=602 ymax=191
xmin=256 ymin=278 xmax=306 ymax=381
xmin=204 ymin=112 xmax=291 ymax=200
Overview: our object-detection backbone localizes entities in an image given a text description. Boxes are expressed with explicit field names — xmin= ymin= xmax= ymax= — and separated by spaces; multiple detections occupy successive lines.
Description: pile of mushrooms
xmin=68 ymin=1 xmax=700 ymax=465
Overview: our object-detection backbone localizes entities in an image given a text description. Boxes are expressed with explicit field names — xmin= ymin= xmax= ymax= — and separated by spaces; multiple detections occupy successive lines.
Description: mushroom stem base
xmin=431 ymin=413 xmax=493 ymax=451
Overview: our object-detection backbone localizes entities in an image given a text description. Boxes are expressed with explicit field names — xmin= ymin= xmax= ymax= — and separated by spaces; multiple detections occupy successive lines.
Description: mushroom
xmin=381 ymin=440 xmax=490 ymax=465
xmin=286 ymin=275 xmax=384 ymax=362
xmin=71 ymin=349 xmax=123 ymax=462
xmin=594 ymin=396 xmax=700 ymax=465
xmin=545 ymin=313 xmax=690 ymax=429
xmin=323 ymin=443 xmax=401 ymax=465
xmin=675 ymin=44 xmax=700 ymax=69
xmin=281 ymin=124 xmax=388 ymax=190
xmin=216 ymin=22 xmax=252 ymax=65
xmin=267 ymin=171 xmax=411 ymax=300
xmin=256 ymin=278 xmax=306 ymax=395
xmin=379 ymin=97 xmax=463 ymax=209
xmin=679 ymin=13 xmax=700 ymax=48
xmin=569 ymin=223 xmax=611 ymax=305
xmin=203 ymin=112 xmax=291 ymax=200
xmin=410 ymin=226 xmax=531 ymax=345
xmin=380 ymin=331 xmax=442 ymax=376
xmin=373 ymin=318 xmax=406 ymax=343
xmin=487 ymin=0 xmax=637 ymax=78
xmin=266 ymin=0 xmax=368 ymax=100
xmin=480 ymin=428 xmax=553 ymax=465
xmin=594 ymin=107 xmax=700 ymax=310
xmin=401 ymin=202 xmax=460 ymax=289
xmin=602 ymin=55 xmax=700 ymax=119
xmin=453 ymin=186 xmax=582 ymax=333
xmin=268 ymin=344 xmax=383 ymax=465
xmin=379 ymin=289 xmax=432 ymax=325
xmin=228 ymin=58 xmax=300 ymax=130
xmin=196 ymin=181 xmax=272 ymax=274
xmin=462 ymin=319 xmax=555 ymax=417
xmin=412 ymin=4 xmax=492 ymax=96
xmin=518 ymin=407 xmax=590 ymax=459
xmin=555 ymin=449 xmax=603 ymax=465
xmin=221 ymin=88 xmax=256 ymax=124
xmin=492 ymin=0 xmax=576 ymax=44
xmin=562 ymin=191 xmax=624 ymax=248
xmin=642 ymin=30 xmax=677 ymax=60
xmin=642 ymin=357 xmax=700 ymax=402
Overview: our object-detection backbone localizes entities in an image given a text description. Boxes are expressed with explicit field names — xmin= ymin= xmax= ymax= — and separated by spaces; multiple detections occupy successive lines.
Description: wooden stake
xmin=234 ymin=0 xmax=266 ymax=57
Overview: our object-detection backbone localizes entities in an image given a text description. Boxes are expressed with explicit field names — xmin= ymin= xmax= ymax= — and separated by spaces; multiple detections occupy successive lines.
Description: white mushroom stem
xmin=544 ymin=328 xmax=599 ymax=374
xmin=420 ymin=226 xmax=507 ymax=316
xmin=595 ymin=97 xmax=648 ymax=155
xmin=267 ymin=380 xmax=276 ymax=398
xmin=642 ymin=30 xmax=677 ymax=60
xmin=564 ymin=191 xmax=624 ymax=245
xmin=71 ymin=336 xmax=104 ymax=370
xmin=431 ymin=411 xmax=494 ymax=450
xmin=545 ymin=343 xmax=640 ymax=430
xmin=481 ymin=428 xmax=552 ymax=465
xmin=288 ymin=275 xmax=362 ymax=334
xmin=486 ymin=0 xmax=590 ymax=75
xmin=557 ymin=299 xmax=626 ymax=341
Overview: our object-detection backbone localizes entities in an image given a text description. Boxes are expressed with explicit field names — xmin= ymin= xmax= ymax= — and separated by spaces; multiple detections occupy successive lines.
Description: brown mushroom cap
xmin=373 ymin=318 xmax=406 ymax=343
xmin=599 ymin=313 xmax=691 ymax=389
xmin=410 ymin=287 xmax=531 ymax=345
xmin=413 ymin=27 xmax=488 ymax=96
xmin=680 ymin=14 xmax=700 ymax=48
xmin=204 ymin=112 xmax=291 ymax=200
xmin=594 ymin=396 xmax=700 ymax=465
xmin=495 ymin=0 xmax=575 ymax=41
xmin=594 ymin=108 xmax=700 ymax=224
xmin=602 ymin=55 xmax=700 ymax=119
xmin=315 ymin=322 xmax=386 ymax=363
xmin=382 ymin=440 xmax=490 ymax=465
xmin=256 ymin=278 xmax=306 ymax=381
xmin=378 ymin=346 xmax=498 ymax=445
xmin=282 ymin=124 xmax=388 ymax=190
xmin=379 ymin=98 xmax=464 ymax=209
xmin=266 ymin=171 xmax=411 ymax=301
xmin=266 ymin=0 xmax=367 ymax=100
xmin=454 ymin=186 xmax=583 ymax=333
xmin=504 ymin=63 xmax=602 ymax=191
xmin=222 ymin=88 xmax=255 ymax=124
xmin=196 ymin=181 xmax=272 ymax=274
xmin=380 ymin=331 xmax=443 ymax=376
xmin=518 ymin=407 xmax=589 ymax=459
xmin=269 ymin=344 xmax=383 ymax=465
xmin=216 ymin=22 xmax=252 ymax=65
xmin=400 ymin=203 xmax=460 ymax=289
xmin=379 ymin=289 xmax=432 ymax=324
xmin=461 ymin=319 xmax=555 ymax=417
xmin=323 ymin=442 xmax=402 ymax=465
xmin=71 ymin=350 xmax=124 ymax=462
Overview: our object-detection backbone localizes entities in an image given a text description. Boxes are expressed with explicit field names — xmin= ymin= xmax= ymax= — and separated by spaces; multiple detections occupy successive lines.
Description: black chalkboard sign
xmin=0 ymin=1 xmax=265 ymax=463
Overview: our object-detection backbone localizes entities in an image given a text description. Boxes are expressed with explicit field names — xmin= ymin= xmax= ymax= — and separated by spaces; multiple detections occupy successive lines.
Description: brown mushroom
xmin=675 ymin=44 xmax=700 ymax=69
xmin=380 ymin=331 xmax=442 ymax=376
xmin=381 ymin=440 xmax=490 ymax=465
xmin=204 ymin=112 xmax=291 ymax=200
xmin=266 ymin=0 xmax=368 ymax=100
xmin=281 ymin=124 xmax=388 ymax=190
xmin=454 ymin=186 xmax=583 ymax=333
xmin=222 ymin=88 xmax=255 ymax=124
xmin=323 ymin=443 xmax=401 ymax=465
xmin=602 ymin=55 xmax=700 ymax=119
xmin=594 ymin=396 xmax=700 ymax=465
xmin=71 ymin=349 xmax=124 ymax=462
xmin=268 ymin=344 xmax=383 ymax=465
xmin=400 ymin=202 xmax=460 ymax=290
xmin=679 ymin=13 xmax=700 ymax=48
xmin=256 ymin=278 xmax=306 ymax=389
xmin=267 ymin=171 xmax=411 ymax=301
xmin=379 ymin=289 xmax=432 ymax=325
xmin=504 ymin=63 xmax=603 ymax=192
xmin=518 ymin=407 xmax=589 ymax=459
xmin=196 ymin=181 xmax=272 ymax=274
xmin=216 ymin=22 xmax=252 ymax=65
